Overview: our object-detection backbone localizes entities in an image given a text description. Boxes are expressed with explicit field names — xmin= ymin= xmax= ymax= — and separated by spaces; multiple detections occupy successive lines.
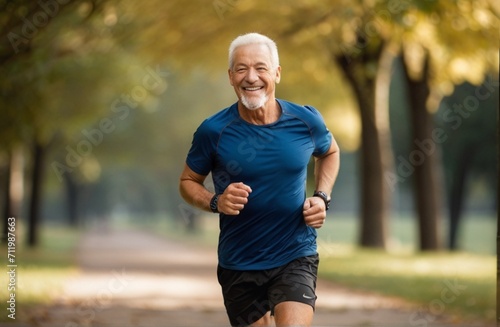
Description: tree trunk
xmin=448 ymin=146 xmax=474 ymax=250
xmin=401 ymin=53 xmax=442 ymax=251
xmin=2 ymin=164 xmax=9 ymax=242
xmin=335 ymin=40 xmax=393 ymax=249
xmin=0 ymin=161 xmax=10 ymax=244
xmin=28 ymin=142 xmax=45 ymax=247
xmin=2 ymin=147 xmax=24 ymax=241
xmin=496 ymin=114 xmax=500 ymax=324
xmin=63 ymin=173 xmax=80 ymax=227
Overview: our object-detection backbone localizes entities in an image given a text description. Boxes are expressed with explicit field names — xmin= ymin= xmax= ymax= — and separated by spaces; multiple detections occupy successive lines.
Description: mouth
xmin=242 ymin=86 xmax=264 ymax=92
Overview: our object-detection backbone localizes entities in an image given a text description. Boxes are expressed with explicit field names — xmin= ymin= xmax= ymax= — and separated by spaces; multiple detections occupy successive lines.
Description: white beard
xmin=241 ymin=93 xmax=268 ymax=110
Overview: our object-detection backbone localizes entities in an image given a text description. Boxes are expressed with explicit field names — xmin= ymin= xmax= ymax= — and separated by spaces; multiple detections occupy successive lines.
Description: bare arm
xmin=303 ymin=137 xmax=340 ymax=228
xmin=179 ymin=164 xmax=213 ymax=212
xmin=179 ymin=164 xmax=252 ymax=215
xmin=314 ymin=136 xmax=340 ymax=197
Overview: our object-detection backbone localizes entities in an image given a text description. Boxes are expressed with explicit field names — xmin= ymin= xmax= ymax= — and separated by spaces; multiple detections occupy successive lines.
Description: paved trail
xmin=19 ymin=228 xmax=490 ymax=327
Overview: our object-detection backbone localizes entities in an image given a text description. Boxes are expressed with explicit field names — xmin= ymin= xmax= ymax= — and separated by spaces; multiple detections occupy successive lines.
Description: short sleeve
xmin=304 ymin=105 xmax=332 ymax=156
xmin=185 ymin=120 xmax=217 ymax=176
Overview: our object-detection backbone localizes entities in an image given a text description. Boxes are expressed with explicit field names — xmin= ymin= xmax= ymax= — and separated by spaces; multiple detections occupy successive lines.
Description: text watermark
xmin=6 ymin=217 xmax=17 ymax=320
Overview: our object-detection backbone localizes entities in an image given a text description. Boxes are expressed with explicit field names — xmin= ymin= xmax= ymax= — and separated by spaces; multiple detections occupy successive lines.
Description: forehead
xmin=232 ymin=43 xmax=273 ymax=67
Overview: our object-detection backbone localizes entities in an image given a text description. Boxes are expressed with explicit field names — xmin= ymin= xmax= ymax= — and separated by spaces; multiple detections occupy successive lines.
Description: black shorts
xmin=217 ymin=254 xmax=319 ymax=327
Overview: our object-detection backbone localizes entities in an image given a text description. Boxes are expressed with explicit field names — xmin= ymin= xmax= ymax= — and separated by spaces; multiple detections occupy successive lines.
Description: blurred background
xmin=0 ymin=0 xmax=498 ymax=324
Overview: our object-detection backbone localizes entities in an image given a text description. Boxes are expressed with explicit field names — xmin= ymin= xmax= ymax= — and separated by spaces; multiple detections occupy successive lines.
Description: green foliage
xmin=320 ymin=250 xmax=496 ymax=322
xmin=1 ymin=0 xmax=497 ymax=244
xmin=318 ymin=249 xmax=495 ymax=323
xmin=436 ymin=78 xmax=498 ymax=209
xmin=0 ymin=226 xmax=80 ymax=321
xmin=135 ymin=213 xmax=496 ymax=323
xmin=315 ymin=212 xmax=495 ymax=322
xmin=0 ymin=4 xmax=496 ymax=325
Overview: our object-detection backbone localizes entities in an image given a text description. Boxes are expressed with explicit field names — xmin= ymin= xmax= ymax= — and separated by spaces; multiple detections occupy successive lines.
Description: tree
xmin=2 ymin=0 xmax=496 ymax=250
xmin=389 ymin=0 xmax=499 ymax=250
xmin=117 ymin=0 xmax=394 ymax=249
xmin=0 ymin=0 xmax=136 ymax=245
xmin=1 ymin=147 xmax=24 ymax=241
xmin=438 ymin=80 xmax=498 ymax=249
xmin=401 ymin=51 xmax=443 ymax=250
xmin=334 ymin=37 xmax=392 ymax=248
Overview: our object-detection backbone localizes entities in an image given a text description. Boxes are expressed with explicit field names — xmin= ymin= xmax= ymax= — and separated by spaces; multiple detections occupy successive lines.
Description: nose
xmin=245 ymin=67 xmax=259 ymax=83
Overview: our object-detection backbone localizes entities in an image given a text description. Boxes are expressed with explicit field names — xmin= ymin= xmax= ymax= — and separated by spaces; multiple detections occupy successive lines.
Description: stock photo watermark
xmin=339 ymin=0 xmax=438 ymax=62
xmin=385 ymin=75 xmax=499 ymax=191
xmin=7 ymin=0 xmax=73 ymax=54
xmin=339 ymin=0 xmax=410 ymax=62
xmin=64 ymin=268 xmax=134 ymax=327
xmin=212 ymin=0 xmax=240 ymax=20
xmin=5 ymin=217 xmax=17 ymax=320
xmin=51 ymin=65 xmax=169 ymax=182
xmin=408 ymin=278 xmax=467 ymax=326
xmin=176 ymin=126 xmax=269 ymax=223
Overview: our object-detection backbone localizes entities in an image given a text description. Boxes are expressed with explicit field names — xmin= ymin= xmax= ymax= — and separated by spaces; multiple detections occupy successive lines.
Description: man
xmin=179 ymin=33 xmax=340 ymax=326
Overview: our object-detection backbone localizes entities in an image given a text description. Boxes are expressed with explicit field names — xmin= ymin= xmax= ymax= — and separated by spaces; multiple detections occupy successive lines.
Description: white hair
xmin=228 ymin=33 xmax=280 ymax=70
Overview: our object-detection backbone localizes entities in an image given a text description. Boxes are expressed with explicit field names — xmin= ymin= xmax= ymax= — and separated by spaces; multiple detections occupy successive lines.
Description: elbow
xmin=179 ymin=178 xmax=189 ymax=203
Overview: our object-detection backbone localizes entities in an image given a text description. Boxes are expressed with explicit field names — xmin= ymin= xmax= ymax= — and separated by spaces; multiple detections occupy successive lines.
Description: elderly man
xmin=179 ymin=33 xmax=340 ymax=326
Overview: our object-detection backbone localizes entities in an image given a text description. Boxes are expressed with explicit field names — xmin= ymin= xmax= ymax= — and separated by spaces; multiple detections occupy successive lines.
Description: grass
xmin=134 ymin=212 xmax=496 ymax=324
xmin=0 ymin=226 xmax=80 ymax=322
xmin=317 ymin=213 xmax=497 ymax=323
xmin=6 ymin=213 xmax=491 ymax=324
xmin=317 ymin=212 xmax=496 ymax=255
xmin=318 ymin=246 xmax=495 ymax=323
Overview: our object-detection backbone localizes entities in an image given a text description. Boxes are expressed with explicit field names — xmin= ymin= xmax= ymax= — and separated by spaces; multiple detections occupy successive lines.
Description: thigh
xmin=217 ymin=265 xmax=271 ymax=327
xmin=274 ymin=301 xmax=314 ymax=326
xmin=267 ymin=254 xmax=319 ymax=312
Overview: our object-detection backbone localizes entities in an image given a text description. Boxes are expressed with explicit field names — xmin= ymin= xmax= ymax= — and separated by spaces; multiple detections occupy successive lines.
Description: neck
xmin=238 ymin=98 xmax=280 ymax=125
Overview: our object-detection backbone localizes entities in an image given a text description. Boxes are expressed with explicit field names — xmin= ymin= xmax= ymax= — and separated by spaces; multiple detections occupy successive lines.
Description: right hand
xmin=218 ymin=182 xmax=252 ymax=215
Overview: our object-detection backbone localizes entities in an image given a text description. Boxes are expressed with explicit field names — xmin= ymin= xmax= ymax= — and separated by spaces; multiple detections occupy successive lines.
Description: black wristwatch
xmin=313 ymin=191 xmax=331 ymax=211
xmin=210 ymin=193 xmax=220 ymax=213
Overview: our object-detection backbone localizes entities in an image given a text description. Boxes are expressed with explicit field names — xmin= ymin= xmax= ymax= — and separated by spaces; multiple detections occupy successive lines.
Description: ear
xmin=228 ymin=69 xmax=234 ymax=86
xmin=275 ymin=66 xmax=282 ymax=84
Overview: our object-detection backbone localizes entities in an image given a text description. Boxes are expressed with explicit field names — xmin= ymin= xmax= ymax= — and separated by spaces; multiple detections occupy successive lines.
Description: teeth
xmin=245 ymin=87 xmax=262 ymax=91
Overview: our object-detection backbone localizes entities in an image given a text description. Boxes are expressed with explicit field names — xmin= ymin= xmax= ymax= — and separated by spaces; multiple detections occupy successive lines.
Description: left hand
xmin=303 ymin=197 xmax=327 ymax=229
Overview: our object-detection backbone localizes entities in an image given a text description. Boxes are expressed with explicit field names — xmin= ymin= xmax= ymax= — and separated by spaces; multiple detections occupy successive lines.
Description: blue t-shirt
xmin=186 ymin=99 xmax=332 ymax=270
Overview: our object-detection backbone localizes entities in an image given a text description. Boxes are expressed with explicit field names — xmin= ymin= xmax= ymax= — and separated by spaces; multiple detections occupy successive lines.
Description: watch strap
xmin=313 ymin=191 xmax=330 ymax=211
xmin=210 ymin=193 xmax=220 ymax=213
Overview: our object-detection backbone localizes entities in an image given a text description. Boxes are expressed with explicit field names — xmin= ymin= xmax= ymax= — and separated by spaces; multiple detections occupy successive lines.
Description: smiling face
xmin=228 ymin=43 xmax=281 ymax=111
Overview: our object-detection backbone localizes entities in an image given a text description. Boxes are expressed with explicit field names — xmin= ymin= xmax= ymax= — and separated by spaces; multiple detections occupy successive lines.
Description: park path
xmin=20 ymin=227 xmax=488 ymax=327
